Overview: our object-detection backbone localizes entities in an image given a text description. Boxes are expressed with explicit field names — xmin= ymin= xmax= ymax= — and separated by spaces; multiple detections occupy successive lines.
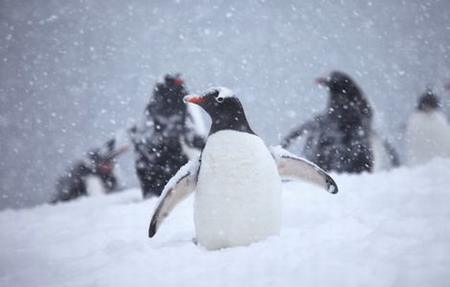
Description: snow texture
xmin=2 ymin=159 xmax=450 ymax=287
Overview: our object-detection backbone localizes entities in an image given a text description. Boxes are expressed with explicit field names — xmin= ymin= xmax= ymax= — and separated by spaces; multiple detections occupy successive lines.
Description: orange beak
xmin=174 ymin=78 xmax=184 ymax=86
xmin=183 ymin=95 xmax=206 ymax=105
xmin=315 ymin=77 xmax=328 ymax=87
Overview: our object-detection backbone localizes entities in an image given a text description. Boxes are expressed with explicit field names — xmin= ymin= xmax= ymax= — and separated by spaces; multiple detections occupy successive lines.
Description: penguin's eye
xmin=216 ymin=96 xmax=225 ymax=103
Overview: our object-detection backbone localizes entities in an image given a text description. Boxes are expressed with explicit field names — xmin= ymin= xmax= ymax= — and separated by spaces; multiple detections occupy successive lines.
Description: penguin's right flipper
xmin=148 ymin=159 xmax=200 ymax=238
xmin=270 ymin=146 xmax=338 ymax=194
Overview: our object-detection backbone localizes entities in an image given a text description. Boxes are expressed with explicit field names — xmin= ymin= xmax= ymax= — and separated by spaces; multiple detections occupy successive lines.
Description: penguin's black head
xmin=417 ymin=88 xmax=440 ymax=112
xmin=317 ymin=71 xmax=372 ymax=129
xmin=184 ymin=87 xmax=255 ymax=135
xmin=316 ymin=71 xmax=360 ymax=98
xmin=163 ymin=73 xmax=185 ymax=88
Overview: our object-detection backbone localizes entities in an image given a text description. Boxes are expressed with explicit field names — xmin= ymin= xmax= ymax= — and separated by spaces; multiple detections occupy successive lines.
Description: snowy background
xmin=1 ymin=0 xmax=450 ymax=209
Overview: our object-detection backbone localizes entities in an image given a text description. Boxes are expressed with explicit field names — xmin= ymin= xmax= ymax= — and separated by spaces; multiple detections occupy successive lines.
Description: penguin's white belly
xmin=85 ymin=176 xmax=106 ymax=196
xmin=371 ymin=135 xmax=387 ymax=171
xmin=194 ymin=130 xmax=282 ymax=250
xmin=406 ymin=112 xmax=450 ymax=166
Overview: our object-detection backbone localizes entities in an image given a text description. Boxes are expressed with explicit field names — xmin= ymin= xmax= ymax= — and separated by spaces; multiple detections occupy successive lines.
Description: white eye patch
xmin=207 ymin=87 xmax=234 ymax=99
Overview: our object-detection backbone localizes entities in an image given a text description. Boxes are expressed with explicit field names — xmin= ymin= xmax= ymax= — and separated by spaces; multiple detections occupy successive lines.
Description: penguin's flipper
xmin=148 ymin=159 xmax=200 ymax=238
xmin=269 ymin=146 xmax=338 ymax=194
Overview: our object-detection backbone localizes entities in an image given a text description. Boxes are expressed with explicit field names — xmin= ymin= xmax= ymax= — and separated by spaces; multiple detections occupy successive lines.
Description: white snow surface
xmin=2 ymin=159 xmax=450 ymax=287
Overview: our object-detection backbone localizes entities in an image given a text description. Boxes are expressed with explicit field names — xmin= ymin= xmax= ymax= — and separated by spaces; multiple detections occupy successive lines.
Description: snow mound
xmin=1 ymin=159 xmax=450 ymax=287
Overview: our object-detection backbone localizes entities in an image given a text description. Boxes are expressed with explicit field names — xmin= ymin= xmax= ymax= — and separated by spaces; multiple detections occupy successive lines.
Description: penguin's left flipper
xmin=148 ymin=159 xmax=200 ymax=238
xmin=269 ymin=146 xmax=338 ymax=194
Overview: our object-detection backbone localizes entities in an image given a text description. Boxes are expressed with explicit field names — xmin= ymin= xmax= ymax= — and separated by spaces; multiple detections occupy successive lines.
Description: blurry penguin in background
xmin=405 ymin=88 xmax=450 ymax=166
xmin=282 ymin=71 xmax=399 ymax=173
xmin=129 ymin=74 xmax=206 ymax=198
xmin=52 ymin=139 xmax=128 ymax=203
xmin=370 ymin=132 xmax=400 ymax=171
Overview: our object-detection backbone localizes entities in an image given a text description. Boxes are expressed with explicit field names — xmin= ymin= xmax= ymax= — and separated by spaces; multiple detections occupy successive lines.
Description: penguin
xmin=148 ymin=87 xmax=338 ymax=250
xmin=130 ymin=74 xmax=205 ymax=198
xmin=282 ymin=71 xmax=398 ymax=173
xmin=405 ymin=89 xmax=450 ymax=166
xmin=370 ymin=132 xmax=400 ymax=171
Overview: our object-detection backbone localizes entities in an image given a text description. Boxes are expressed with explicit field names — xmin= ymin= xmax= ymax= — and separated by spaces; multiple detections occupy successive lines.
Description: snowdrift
xmin=1 ymin=159 xmax=450 ymax=287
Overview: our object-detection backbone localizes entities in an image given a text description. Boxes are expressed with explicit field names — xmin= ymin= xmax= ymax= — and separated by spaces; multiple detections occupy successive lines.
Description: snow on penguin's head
xmin=210 ymin=87 xmax=234 ymax=99
xmin=183 ymin=87 xmax=239 ymax=113
xmin=184 ymin=87 xmax=255 ymax=135
xmin=183 ymin=87 xmax=235 ymax=105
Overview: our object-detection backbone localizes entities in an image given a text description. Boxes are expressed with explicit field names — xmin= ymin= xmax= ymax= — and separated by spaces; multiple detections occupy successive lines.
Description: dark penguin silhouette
xmin=417 ymin=88 xmax=440 ymax=112
xmin=52 ymin=139 xmax=128 ymax=203
xmin=130 ymin=74 xmax=205 ymax=198
xmin=282 ymin=71 xmax=375 ymax=173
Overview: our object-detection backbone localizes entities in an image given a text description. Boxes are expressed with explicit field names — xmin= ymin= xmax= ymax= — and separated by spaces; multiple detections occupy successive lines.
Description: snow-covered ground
xmin=1 ymin=159 xmax=450 ymax=287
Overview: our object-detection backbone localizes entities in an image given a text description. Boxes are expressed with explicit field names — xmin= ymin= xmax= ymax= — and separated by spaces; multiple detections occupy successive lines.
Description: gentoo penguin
xmin=405 ymin=89 xmax=450 ymax=166
xmin=370 ymin=132 xmax=400 ymax=171
xmin=148 ymin=87 xmax=338 ymax=250
xmin=282 ymin=71 xmax=374 ymax=173
xmin=282 ymin=71 xmax=399 ymax=173
xmin=130 ymin=74 xmax=205 ymax=198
